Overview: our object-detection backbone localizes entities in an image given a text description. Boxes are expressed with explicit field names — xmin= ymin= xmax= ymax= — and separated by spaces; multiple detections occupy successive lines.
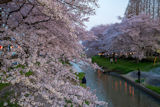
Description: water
xmin=149 ymin=67 xmax=160 ymax=75
xmin=70 ymin=61 xmax=83 ymax=73
xmin=85 ymin=69 xmax=160 ymax=107
xmin=71 ymin=62 xmax=160 ymax=107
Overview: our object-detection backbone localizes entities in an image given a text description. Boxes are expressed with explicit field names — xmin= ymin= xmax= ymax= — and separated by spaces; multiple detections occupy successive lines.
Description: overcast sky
xmin=85 ymin=0 xmax=129 ymax=30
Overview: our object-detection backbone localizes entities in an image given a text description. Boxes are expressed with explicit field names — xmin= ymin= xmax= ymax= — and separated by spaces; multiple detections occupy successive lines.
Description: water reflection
xmin=132 ymin=87 xmax=134 ymax=97
xmin=85 ymin=70 xmax=160 ymax=107
xmin=119 ymin=81 xmax=122 ymax=91
xmin=125 ymin=82 xmax=127 ymax=94
xmin=115 ymin=81 xmax=117 ymax=91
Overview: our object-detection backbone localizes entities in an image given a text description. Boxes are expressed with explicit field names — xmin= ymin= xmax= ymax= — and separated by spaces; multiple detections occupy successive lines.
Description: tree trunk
xmin=153 ymin=0 xmax=155 ymax=18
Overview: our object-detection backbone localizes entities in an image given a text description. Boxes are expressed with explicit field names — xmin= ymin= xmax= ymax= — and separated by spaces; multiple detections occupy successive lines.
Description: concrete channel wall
xmin=104 ymin=71 xmax=160 ymax=101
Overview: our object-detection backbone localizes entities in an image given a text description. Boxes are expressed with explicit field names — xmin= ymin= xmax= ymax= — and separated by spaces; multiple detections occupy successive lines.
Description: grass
xmin=75 ymin=72 xmax=86 ymax=88
xmin=146 ymin=85 xmax=160 ymax=94
xmin=0 ymin=83 xmax=10 ymax=91
xmin=25 ymin=70 xmax=34 ymax=77
xmin=75 ymin=72 xmax=85 ymax=80
xmin=80 ymin=83 xmax=86 ymax=88
xmin=92 ymin=56 xmax=160 ymax=74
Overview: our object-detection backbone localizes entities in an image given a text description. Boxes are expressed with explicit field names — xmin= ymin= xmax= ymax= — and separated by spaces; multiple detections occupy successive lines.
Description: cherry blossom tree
xmin=85 ymin=14 xmax=160 ymax=60
xmin=83 ymin=24 xmax=110 ymax=57
xmin=103 ymin=14 xmax=160 ymax=60
xmin=90 ymin=24 xmax=109 ymax=37
xmin=0 ymin=0 xmax=108 ymax=106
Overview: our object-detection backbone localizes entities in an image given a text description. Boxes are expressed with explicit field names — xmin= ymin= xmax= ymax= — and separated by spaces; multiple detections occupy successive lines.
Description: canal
xmin=83 ymin=66 xmax=160 ymax=107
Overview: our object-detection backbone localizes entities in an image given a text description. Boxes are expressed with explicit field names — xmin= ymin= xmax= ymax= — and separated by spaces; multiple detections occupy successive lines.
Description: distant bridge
xmin=125 ymin=0 xmax=160 ymax=18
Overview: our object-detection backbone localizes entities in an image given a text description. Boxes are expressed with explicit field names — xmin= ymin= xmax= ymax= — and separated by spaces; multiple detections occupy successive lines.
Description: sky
xmin=85 ymin=0 xmax=129 ymax=30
